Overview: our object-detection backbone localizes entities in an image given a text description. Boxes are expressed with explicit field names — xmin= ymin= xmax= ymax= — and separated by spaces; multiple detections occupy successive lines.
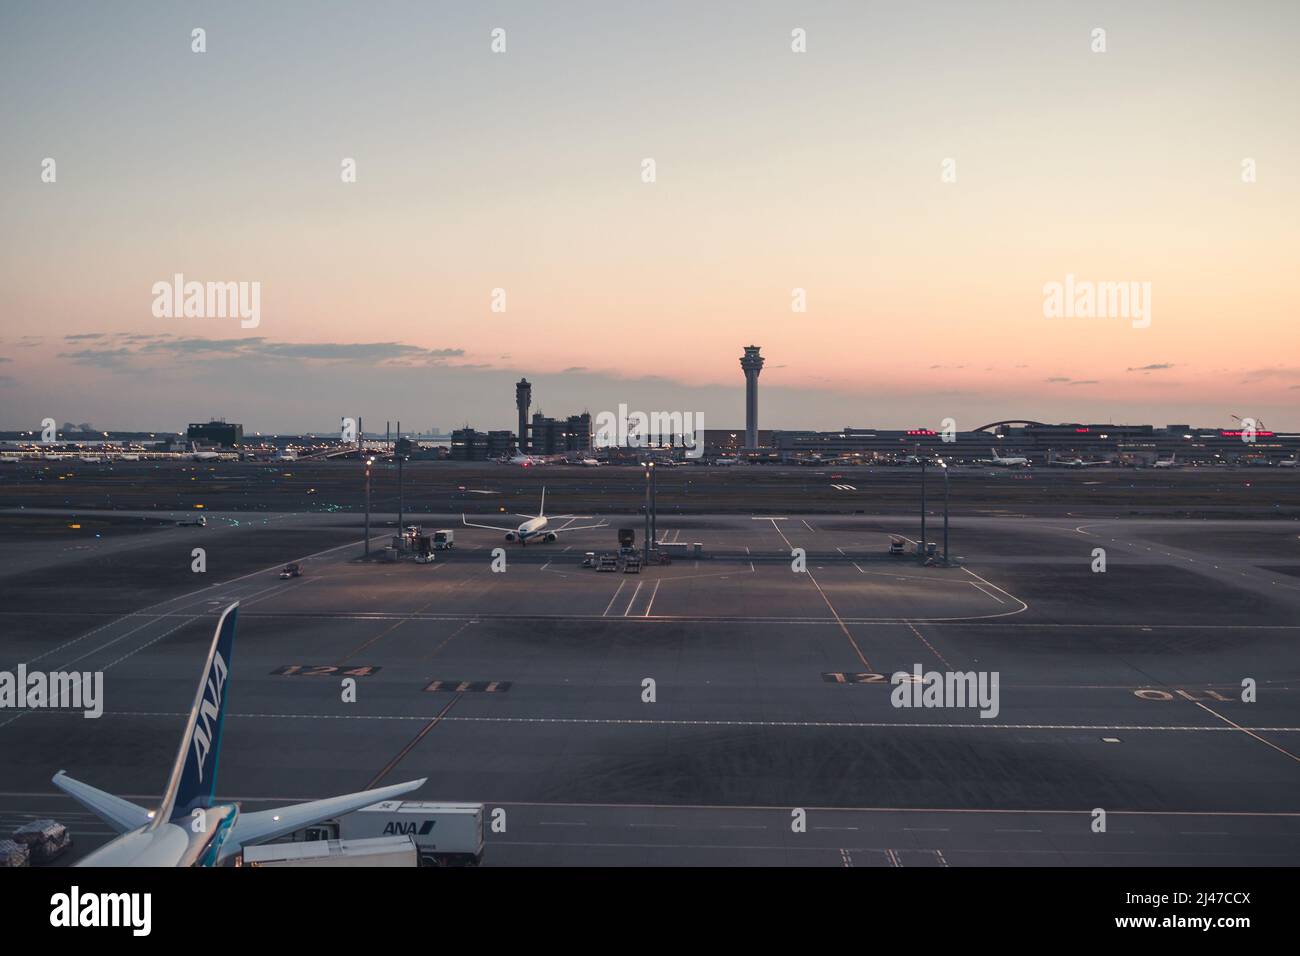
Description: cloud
xmin=64 ymin=333 xmax=107 ymax=341
xmin=1127 ymin=363 xmax=1174 ymax=371
xmin=60 ymin=335 xmax=466 ymax=370
xmin=562 ymin=366 xmax=587 ymax=373
xmin=1046 ymin=376 xmax=1070 ymax=382
xmin=1237 ymin=366 xmax=1300 ymax=383
xmin=1068 ymin=379 xmax=1100 ymax=386
xmin=58 ymin=347 xmax=137 ymax=368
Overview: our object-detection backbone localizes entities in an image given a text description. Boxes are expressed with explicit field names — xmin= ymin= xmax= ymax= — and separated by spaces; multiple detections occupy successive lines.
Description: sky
xmin=2 ymin=1 xmax=1297 ymax=434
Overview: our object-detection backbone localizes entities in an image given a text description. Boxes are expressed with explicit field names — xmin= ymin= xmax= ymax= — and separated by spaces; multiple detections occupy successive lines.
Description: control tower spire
xmin=740 ymin=346 xmax=764 ymax=449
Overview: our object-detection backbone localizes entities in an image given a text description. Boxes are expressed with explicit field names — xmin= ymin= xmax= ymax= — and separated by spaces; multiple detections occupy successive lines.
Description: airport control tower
xmin=515 ymin=378 xmax=532 ymax=452
xmin=740 ymin=346 xmax=764 ymax=449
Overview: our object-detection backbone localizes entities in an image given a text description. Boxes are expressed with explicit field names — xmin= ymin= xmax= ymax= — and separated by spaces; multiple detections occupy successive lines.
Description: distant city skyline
xmin=3 ymin=2 xmax=1298 ymax=431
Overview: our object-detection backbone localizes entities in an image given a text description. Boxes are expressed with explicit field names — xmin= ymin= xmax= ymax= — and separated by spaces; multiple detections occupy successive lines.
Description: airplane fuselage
xmin=509 ymin=515 xmax=556 ymax=544
xmin=75 ymin=804 xmax=239 ymax=867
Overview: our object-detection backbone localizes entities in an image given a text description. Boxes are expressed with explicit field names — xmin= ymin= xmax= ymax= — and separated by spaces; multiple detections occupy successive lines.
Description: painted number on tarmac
xmin=424 ymin=679 xmax=511 ymax=693
xmin=1133 ymin=687 xmax=1234 ymax=702
xmin=272 ymin=664 xmax=382 ymax=677
xmin=824 ymin=672 xmax=887 ymax=684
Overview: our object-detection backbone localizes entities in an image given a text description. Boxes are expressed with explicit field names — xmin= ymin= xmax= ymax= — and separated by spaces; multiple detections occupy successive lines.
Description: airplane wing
xmin=218 ymin=776 xmax=426 ymax=862
xmin=52 ymin=771 xmax=153 ymax=833
xmin=461 ymin=515 xmax=516 ymax=532
xmin=547 ymin=521 xmax=610 ymax=534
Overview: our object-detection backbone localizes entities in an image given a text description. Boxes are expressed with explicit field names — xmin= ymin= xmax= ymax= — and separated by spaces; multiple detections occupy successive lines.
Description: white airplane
xmin=275 ymin=449 xmax=298 ymax=462
xmin=986 ymin=447 xmax=1030 ymax=467
xmin=574 ymin=457 xmax=601 ymax=467
xmin=1279 ymin=458 xmax=1298 ymax=468
xmin=500 ymin=452 xmax=547 ymax=466
xmin=1152 ymin=453 xmax=1178 ymax=468
xmin=462 ymin=487 xmax=608 ymax=545
xmin=52 ymin=603 xmax=424 ymax=866
xmin=186 ymin=442 xmax=221 ymax=462
xmin=1057 ymin=455 xmax=1109 ymax=468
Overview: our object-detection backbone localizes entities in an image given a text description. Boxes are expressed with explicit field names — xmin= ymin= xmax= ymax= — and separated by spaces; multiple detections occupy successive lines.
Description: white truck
xmin=432 ymin=529 xmax=455 ymax=550
xmin=243 ymin=835 xmax=418 ymax=868
xmin=278 ymin=801 xmax=485 ymax=866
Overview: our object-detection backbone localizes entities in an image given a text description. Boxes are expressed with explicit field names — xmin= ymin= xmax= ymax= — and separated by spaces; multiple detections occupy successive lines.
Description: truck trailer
xmin=243 ymin=835 xmax=418 ymax=868
xmin=274 ymin=801 xmax=485 ymax=866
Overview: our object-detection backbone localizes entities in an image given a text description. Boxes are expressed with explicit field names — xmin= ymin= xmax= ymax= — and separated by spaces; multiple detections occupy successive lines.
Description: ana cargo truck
xmin=277 ymin=801 xmax=485 ymax=866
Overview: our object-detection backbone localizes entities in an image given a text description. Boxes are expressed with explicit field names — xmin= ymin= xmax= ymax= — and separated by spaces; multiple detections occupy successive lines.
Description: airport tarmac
xmin=3 ymin=457 xmax=1298 ymax=519
xmin=1 ymin=502 xmax=1297 ymax=866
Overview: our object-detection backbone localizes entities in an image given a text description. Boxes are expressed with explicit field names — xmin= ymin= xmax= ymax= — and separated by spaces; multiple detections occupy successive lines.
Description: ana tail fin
xmin=152 ymin=603 xmax=238 ymax=827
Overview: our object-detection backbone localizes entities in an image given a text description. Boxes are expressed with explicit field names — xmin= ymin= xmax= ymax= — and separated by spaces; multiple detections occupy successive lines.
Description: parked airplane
xmin=500 ymin=452 xmax=547 ymax=466
xmin=52 ymin=603 xmax=424 ymax=866
xmin=1279 ymin=458 xmax=1299 ymax=468
xmin=986 ymin=447 xmax=1030 ymax=467
xmin=1152 ymin=453 xmax=1178 ymax=468
xmin=462 ymin=487 xmax=608 ymax=544
xmin=1056 ymin=455 xmax=1109 ymax=468
xmin=186 ymin=442 xmax=221 ymax=462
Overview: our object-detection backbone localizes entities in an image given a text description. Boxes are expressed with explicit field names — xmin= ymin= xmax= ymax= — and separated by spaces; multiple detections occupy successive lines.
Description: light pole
xmin=395 ymin=437 xmax=412 ymax=543
xmin=364 ymin=456 xmax=375 ymax=556
xmin=651 ymin=459 xmax=658 ymax=551
xmin=643 ymin=461 xmax=655 ymax=563
xmin=939 ymin=458 xmax=950 ymax=567
xmin=919 ymin=450 xmax=927 ymax=563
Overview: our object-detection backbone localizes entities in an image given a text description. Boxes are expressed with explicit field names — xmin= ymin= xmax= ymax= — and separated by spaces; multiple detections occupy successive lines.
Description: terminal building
xmin=763 ymin=421 xmax=1300 ymax=465
xmin=187 ymin=420 xmax=243 ymax=448
xmin=450 ymin=427 xmax=517 ymax=460
xmin=530 ymin=412 xmax=593 ymax=455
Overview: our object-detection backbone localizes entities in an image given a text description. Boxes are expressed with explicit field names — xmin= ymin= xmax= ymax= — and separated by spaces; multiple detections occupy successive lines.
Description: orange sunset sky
xmin=2 ymin=1 xmax=1297 ymax=433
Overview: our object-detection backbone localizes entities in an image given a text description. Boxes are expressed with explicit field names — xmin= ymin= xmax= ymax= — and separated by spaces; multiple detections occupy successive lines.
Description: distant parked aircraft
xmin=500 ymin=452 xmax=547 ymax=466
xmin=186 ymin=442 xmax=221 ymax=462
xmin=462 ymin=487 xmax=608 ymax=545
xmin=985 ymin=447 xmax=1030 ymax=467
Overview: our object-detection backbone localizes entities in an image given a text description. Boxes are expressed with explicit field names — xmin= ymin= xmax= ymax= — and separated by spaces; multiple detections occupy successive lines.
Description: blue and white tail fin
xmin=152 ymin=603 xmax=238 ymax=826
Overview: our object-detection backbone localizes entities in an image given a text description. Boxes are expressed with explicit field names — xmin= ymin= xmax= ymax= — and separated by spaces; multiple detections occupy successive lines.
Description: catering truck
xmin=277 ymin=801 xmax=485 ymax=866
